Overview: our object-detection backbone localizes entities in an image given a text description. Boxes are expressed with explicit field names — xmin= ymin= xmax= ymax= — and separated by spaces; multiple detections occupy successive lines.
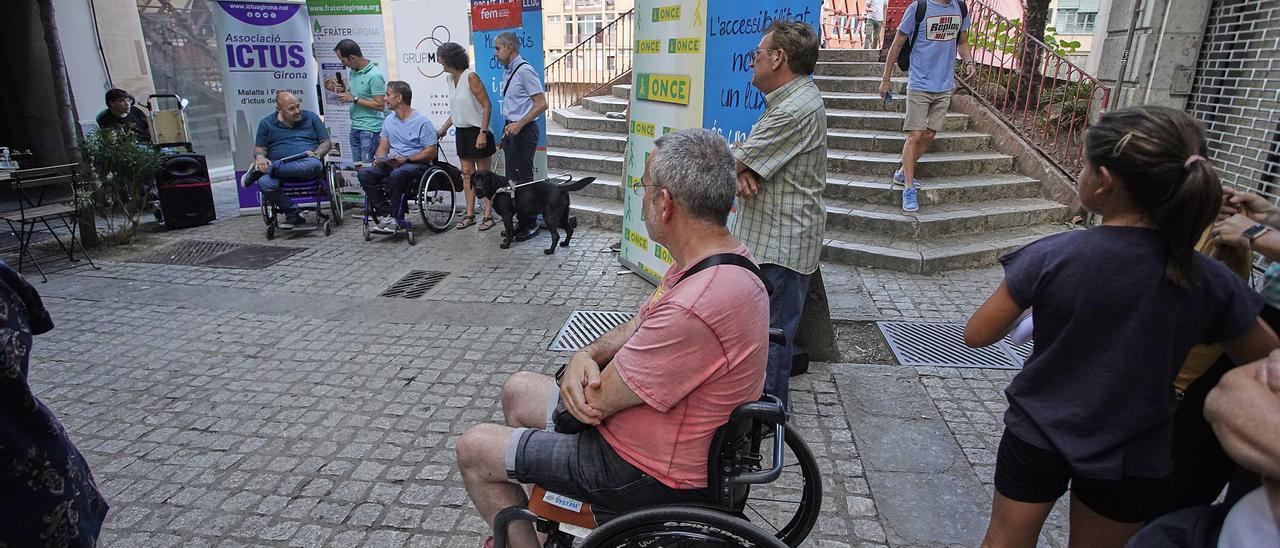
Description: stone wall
xmin=1186 ymin=0 xmax=1280 ymax=197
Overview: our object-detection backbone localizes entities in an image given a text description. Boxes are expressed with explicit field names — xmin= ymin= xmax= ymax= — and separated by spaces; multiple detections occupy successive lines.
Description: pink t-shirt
xmin=597 ymin=245 xmax=769 ymax=489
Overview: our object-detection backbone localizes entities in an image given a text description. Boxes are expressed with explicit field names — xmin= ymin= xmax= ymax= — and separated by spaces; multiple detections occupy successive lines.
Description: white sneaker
xmin=368 ymin=220 xmax=392 ymax=234
xmin=379 ymin=219 xmax=400 ymax=233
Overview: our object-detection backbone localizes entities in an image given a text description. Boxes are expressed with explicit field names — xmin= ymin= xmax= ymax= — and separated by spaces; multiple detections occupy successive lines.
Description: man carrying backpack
xmin=879 ymin=0 xmax=974 ymax=212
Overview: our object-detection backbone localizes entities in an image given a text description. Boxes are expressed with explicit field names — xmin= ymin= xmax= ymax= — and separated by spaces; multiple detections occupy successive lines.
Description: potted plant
xmin=82 ymin=126 xmax=161 ymax=244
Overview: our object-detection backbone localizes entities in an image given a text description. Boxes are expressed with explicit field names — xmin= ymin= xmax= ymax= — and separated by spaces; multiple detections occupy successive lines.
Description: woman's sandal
xmin=477 ymin=217 xmax=496 ymax=231
xmin=456 ymin=214 xmax=476 ymax=229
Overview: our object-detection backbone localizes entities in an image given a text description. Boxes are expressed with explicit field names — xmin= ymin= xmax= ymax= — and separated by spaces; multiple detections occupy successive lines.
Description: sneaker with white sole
xmin=902 ymin=187 xmax=919 ymax=212
xmin=893 ymin=168 xmax=923 ymax=189
xmin=379 ymin=219 xmax=400 ymax=233
xmin=368 ymin=220 xmax=392 ymax=234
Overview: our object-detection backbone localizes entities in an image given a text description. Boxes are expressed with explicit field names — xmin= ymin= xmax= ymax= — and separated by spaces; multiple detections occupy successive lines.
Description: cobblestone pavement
xmin=23 ymin=181 xmax=891 ymax=547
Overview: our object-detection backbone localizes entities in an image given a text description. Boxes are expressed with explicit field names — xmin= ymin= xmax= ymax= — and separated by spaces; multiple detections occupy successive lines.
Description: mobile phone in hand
xmin=882 ymin=91 xmax=893 ymax=108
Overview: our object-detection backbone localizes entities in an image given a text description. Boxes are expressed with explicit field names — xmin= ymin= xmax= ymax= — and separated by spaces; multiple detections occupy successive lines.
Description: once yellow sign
xmin=624 ymin=227 xmax=650 ymax=251
xmin=634 ymin=73 xmax=691 ymax=105
xmin=651 ymin=4 xmax=681 ymax=22
xmin=667 ymin=37 xmax=702 ymax=54
xmin=631 ymin=120 xmax=656 ymax=137
xmin=636 ymin=39 xmax=662 ymax=54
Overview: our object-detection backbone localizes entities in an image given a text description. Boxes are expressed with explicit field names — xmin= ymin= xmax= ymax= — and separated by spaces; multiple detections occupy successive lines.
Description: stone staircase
xmin=548 ymin=49 xmax=1074 ymax=273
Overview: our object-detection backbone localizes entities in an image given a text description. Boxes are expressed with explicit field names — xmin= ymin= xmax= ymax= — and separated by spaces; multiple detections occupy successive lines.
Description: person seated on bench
xmin=243 ymin=91 xmax=331 ymax=229
xmin=356 ymin=80 xmax=438 ymax=234
xmin=456 ymin=129 xmax=771 ymax=548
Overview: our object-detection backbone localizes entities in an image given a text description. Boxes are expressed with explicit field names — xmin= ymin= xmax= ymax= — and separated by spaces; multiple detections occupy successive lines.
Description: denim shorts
xmin=505 ymin=405 xmax=708 ymax=522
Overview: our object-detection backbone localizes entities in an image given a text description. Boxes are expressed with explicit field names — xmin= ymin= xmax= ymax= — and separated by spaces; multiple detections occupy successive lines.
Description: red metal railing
xmin=959 ymin=0 xmax=1110 ymax=179
xmin=545 ymin=9 xmax=634 ymax=111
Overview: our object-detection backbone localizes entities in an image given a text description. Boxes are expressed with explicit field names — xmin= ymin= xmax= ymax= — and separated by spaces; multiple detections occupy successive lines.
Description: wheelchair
xmin=492 ymin=331 xmax=823 ymax=548
xmin=257 ymin=159 xmax=342 ymax=241
xmin=360 ymin=160 xmax=461 ymax=245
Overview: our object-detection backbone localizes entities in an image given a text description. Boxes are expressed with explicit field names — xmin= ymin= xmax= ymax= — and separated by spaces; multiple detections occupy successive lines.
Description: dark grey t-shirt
xmin=1001 ymin=226 xmax=1261 ymax=479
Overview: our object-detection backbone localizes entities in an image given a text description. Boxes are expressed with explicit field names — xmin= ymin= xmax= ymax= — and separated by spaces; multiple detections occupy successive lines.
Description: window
xmin=577 ymin=13 xmax=602 ymax=39
xmin=548 ymin=15 xmax=561 ymax=22
xmin=565 ymin=22 xmax=575 ymax=45
xmin=607 ymin=55 xmax=617 ymax=71
xmin=576 ymin=0 xmax=601 ymax=9
xmin=1054 ymin=9 xmax=1096 ymax=35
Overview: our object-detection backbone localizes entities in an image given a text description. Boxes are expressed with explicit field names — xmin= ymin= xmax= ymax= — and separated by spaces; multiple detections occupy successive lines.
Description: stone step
xmin=581 ymin=94 xmax=628 ymax=116
xmin=556 ymin=169 xmax=624 ymax=201
xmin=551 ymin=106 xmax=626 ymax=133
xmin=569 ymin=194 xmax=623 ymax=231
xmin=823 ymin=197 xmax=1071 ymax=239
xmin=827 ymin=128 xmax=991 ymax=153
xmin=815 ymin=61 xmax=888 ymax=78
xmin=827 ymin=108 xmax=968 ymax=131
xmin=820 ymin=48 xmax=883 ymax=63
xmin=547 ymin=147 xmax=625 ymax=178
xmin=828 ymin=149 xmax=1011 ymax=178
xmin=612 ymin=84 xmax=631 ymax=99
xmin=822 ymin=224 xmax=1075 ymax=273
xmin=814 ymin=75 xmax=907 ymax=94
xmin=824 ymin=92 xmax=906 ymax=112
xmin=825 ymin=173 xmax=1043 ymax=206
xmin=547 ymin=123 xmax=627 ymax=154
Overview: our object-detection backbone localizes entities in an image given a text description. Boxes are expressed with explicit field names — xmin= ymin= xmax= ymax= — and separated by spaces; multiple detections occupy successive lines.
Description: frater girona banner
xmin=212 ymin=0 xmax=322 ymax=211
xmin=620 ymin=0 xmax=820 ymax=284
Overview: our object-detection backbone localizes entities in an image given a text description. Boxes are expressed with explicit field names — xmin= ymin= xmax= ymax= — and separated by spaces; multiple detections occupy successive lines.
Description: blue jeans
xmin=357 ymin=163 xmax=428 ymax=220
xmin=761 ymin=264 xmax=811 ymax=410
xmin=257 ymin=157 xmax=324 ymax=217
xmin=350 ymin=129 xmax=379 ymax=165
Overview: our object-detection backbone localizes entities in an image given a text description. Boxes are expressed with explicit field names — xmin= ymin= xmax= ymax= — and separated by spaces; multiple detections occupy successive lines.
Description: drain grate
xmin=129 ymin=240 xmax=302 ymax=269
xmin=379 ymin=270 xmax=448 ymax=299
xmin=549 ymin=310 xmax=634 ymax=352
xmin=877 ymin=321 xmax=1028 ymax=369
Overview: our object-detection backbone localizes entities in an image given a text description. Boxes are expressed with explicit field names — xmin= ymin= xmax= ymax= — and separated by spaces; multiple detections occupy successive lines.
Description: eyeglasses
xmin=747 ymin=47 xmax=783 ymax=63
xmin=630 ymin=179 xmax=659 ymax=197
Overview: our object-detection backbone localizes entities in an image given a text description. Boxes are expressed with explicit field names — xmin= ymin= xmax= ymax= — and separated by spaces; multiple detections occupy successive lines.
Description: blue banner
xmin=472 ymin=0 xmax=547 ymax=180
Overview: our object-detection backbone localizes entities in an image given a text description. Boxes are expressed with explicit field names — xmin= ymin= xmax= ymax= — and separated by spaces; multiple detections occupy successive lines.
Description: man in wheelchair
xmin=356 ymin=81 xmax=438 ymax=234
xmin=242 ymin=91 xmax=332 ymax=229
xmin=457 ymin=129 xmax=771 ymax=548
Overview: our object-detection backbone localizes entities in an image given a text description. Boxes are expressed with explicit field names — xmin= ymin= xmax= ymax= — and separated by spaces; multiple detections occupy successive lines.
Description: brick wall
xmin=1187 ymin=0 xmax=1280 ymax=197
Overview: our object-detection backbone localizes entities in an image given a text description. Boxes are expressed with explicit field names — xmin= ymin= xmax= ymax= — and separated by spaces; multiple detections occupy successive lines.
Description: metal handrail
xmin=957 ymin=0 xmax=1111 ymax=181
xmin=545 ymin=9 xmax=635 ymax=110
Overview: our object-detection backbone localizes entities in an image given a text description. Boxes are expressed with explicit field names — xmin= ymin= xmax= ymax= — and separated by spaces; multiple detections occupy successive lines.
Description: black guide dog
xmin=471 ymin=170 xmax=595 ymax=254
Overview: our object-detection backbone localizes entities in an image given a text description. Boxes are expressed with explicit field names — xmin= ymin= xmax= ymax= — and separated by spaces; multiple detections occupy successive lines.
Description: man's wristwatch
xmin=1244 ymin=223 xmax=1272 ymax=241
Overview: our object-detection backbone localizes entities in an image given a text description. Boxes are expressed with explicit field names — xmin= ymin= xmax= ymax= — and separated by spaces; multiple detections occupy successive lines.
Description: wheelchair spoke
xmin=744 ymin=502 xmax=784 ymax=533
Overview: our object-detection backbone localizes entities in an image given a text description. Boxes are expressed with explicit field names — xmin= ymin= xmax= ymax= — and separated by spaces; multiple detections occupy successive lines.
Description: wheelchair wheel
xmin=266 ymin=224 xmax=276 ymax=240
xmin=362 ymin=223 xmax=371 ymax=242
xmin=580 ymin=506 xmax=787 ymax=548
xmin=417 ymin=168 xmax=457 ymax=233
xmin=740 ymin=426 xmax=822 ymax=547
xmin=327 ymin=165 xmax=344 ymax=226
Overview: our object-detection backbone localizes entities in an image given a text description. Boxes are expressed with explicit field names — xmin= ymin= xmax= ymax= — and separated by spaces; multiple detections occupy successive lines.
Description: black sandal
xmin=456 ymin=214 xmax=477 ymax=229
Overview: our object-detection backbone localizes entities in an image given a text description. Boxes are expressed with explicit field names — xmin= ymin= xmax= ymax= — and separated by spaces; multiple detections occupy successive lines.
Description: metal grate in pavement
xmin=877 ymin=321 xmax=1027 ymax=369
xmin=379 ymin=270 xmax=448 ymax=299
xmin=549 ymin=310 xmax=634 ymax=352
xmin=129 ymin=240 xmax=303 ymax=269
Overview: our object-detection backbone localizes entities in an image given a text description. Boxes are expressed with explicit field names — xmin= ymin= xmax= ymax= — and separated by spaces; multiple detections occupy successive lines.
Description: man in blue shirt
xmin=495 ymin=31 xmax=547 ymax=242
xmin=244 ymin=91 xmax=331 ymax=229
xmin=356 ymin=81 xmax=438 ymax=234
xmin=879 ymin=0 xmax=974 ymax=212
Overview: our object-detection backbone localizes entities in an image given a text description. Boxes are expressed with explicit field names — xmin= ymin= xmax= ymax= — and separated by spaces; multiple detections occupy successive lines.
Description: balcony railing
xmin=958 ymin=0 xmax=1111 ymax=180
xmin=546 ymin=9 xmax=634 ymax=111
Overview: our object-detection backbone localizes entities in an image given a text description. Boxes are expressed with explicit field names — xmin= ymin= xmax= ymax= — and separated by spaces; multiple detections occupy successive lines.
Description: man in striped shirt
xmin=733 ymin=20 xmax=828 ymax=409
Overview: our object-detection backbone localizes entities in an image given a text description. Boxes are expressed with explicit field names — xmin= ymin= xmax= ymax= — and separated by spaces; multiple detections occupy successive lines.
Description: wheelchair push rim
xmin=738 ymin=426 xmax=822 ymax=547
xmin=416 ymin=168 xmax=457 ymax=233
xmin=579 ymin=506 xmax=787 ymax=548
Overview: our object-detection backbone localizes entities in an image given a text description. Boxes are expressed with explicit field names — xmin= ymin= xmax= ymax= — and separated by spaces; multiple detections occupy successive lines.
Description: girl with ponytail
xmin=963 ymin=106 xmax=1279 ymax=547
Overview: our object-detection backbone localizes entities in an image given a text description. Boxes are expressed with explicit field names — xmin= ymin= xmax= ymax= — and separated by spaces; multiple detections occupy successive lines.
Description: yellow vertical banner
xmin=619 ymin=0 xmax=706 ymax=284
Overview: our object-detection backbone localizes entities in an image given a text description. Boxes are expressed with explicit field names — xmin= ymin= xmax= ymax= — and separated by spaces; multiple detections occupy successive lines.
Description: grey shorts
xmin=504 ymin=394 xmax=708 ymax=522
xmin=904 ymin=90 xmax=954 ymax=132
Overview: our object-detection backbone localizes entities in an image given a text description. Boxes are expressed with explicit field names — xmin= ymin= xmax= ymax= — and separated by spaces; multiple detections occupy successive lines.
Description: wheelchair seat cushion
xmin=506 ymin=427 xmax=709 ymax=524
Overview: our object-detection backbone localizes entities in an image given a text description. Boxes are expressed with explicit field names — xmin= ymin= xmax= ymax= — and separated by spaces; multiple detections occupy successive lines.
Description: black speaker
xmin=156 ymin=153 xmax=216 ymax=229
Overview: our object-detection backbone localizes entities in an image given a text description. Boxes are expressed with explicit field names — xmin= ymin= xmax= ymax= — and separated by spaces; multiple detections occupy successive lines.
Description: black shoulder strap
xmin=502 ymin=61 xmax=530 ymax=97
xmin=957 ymin=0 xmax=968 ymax=43
xmin=911 ymin=0 xmax=927 ymax=45
xmin=673 ymin=253 xmax=774 ymax=296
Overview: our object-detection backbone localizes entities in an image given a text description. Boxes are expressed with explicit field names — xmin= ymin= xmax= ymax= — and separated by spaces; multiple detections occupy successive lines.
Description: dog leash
xmin=497 ymin=174 xmax=572 ymax=197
